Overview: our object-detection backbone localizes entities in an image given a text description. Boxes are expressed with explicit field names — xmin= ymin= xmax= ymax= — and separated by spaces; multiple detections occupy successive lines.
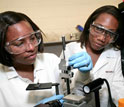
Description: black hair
xmin=0 ymin=11 xmax=44 ymax=66
xmin=78 ymin=5 xmax=123 ymax=49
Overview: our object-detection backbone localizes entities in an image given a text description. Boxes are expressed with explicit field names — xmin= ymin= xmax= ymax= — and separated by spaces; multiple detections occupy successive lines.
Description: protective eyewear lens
xmin=90 ymin=23 xmax=119 ymax=42
xmin=5 ymin=30 xmax=41 ymax=54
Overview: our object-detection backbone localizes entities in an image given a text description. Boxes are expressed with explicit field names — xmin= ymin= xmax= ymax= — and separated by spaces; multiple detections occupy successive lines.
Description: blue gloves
xmin=35 ymin=94 xmax=64 ymax=106
xmin=68 ymin=52 xmax=93 ymax=72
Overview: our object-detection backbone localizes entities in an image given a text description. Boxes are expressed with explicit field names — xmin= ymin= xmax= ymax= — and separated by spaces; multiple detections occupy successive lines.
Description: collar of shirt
xmin=34 ymin=53 xmax=45 ymax=72
xmin=102 ymin=45 xmax=119 ymax=58
xmin=4 ymin=53 xmax=46 ymax=81
xmin=4 ymin=67 xmax=18 ymax=80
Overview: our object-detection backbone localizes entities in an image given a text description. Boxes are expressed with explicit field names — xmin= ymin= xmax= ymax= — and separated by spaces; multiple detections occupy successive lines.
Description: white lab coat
xmin=0 ymin=53 xmax=62 ymax=107
xmin=61 ymin=42 xmax=124 ymax=107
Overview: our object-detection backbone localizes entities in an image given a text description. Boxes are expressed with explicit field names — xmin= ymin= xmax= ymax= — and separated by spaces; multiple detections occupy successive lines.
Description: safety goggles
xmin=90 ymin=22 xmax=119 ymax=43
xmin=5 ymin=30 xmax=41 ymax=54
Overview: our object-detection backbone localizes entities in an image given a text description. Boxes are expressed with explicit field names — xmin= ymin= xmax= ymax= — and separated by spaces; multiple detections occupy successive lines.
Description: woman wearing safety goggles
xmin=60 ymin=5 xmax=124 ymax=107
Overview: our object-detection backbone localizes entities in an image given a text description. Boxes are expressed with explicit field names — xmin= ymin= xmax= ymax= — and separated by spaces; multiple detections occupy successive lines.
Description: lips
xmin=96 ymin=43 xmax=104 ymax=47
xmin=93 ymin=42 xmax=105 ymax=49
xmin=25 ymin=53 xmax=37 ymax=60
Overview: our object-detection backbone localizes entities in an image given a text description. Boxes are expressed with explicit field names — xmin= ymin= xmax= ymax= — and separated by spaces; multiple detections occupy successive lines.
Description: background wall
xmin=0 ymin=0 xmax=122 ymax=43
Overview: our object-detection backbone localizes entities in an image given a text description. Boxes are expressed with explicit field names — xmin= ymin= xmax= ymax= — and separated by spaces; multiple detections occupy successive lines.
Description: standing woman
xmin=61 ymin=5 xmax=124 ymax=107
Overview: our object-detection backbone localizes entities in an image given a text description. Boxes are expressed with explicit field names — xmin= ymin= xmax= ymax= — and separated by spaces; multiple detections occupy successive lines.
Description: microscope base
xmin=63 ymin=94 xmax=88 ymax=107
xmin=63 ymin=101 xmax=87 ymax=107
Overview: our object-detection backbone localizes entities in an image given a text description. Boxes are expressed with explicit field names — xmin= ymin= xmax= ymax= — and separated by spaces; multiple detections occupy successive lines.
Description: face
xmin=88 ymin=13 xmax=119 ymax=51
xmin=6 ymin=21 xmax=38 ymax=65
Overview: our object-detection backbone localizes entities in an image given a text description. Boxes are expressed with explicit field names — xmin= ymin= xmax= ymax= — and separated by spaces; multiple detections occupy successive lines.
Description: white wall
xmin=0 ymin=0 xmax=122 ymax=42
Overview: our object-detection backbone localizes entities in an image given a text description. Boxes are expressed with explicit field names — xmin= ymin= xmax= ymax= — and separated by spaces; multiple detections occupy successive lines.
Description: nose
xmin=25 ymin=42 xmax=35 ymax=52
xmin=98 ymin=34 xmax=106 ymax=42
